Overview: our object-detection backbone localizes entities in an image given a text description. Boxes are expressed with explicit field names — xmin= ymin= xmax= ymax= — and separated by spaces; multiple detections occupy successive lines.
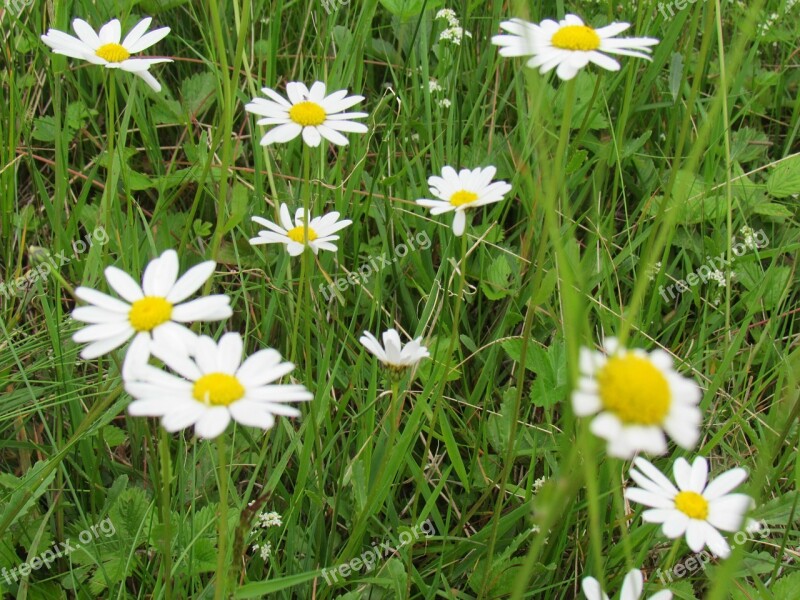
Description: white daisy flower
xmin=244 ymin=81 xmax=368 ymax=147
xmin=625 ymin=457 xmax=757 ymax=559
xmin=124 ymin=332 xmax=313 ymax=439
xmin=582 ymin=569 xmax=672 ymax=600
xmin=492 ymin=15 xmax=659 ymax=80
xmin=41 ymin=17 xmax=172 ymax=92
xmin=359 ymin=328 xmax=430 ymax=370
xmin=572 ymin=338 xmax=702 ymax=458
xmin=249 ymin=203 xmax=352 ymax=257
xmin=416 ymin=166 xmax=512 ymax=236
xmin=71 ymin=250 xmax=231 ymax=360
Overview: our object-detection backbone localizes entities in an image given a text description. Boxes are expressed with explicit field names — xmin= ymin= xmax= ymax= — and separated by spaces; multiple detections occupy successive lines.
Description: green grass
xmin=1 ymin=0 xmax=799 ymax=598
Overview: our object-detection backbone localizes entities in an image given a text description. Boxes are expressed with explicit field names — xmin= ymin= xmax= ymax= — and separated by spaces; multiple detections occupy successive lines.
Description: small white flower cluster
xmin=436 ymin=9 xmax=472 ymax=46
xmin=708 ymin=269 xmax=727 ymax=288
xmin=249 ymin=510 xmax=283 ymax=563
xmin=428 ymin=78 xmax=442 ymax=93
xmin=740 ymin=226 xmax=758 ymax=251
xmin=251 ymin=541 xmax=272 ymax=561
xmin=257 ymin=511 xmax=283 ymax=528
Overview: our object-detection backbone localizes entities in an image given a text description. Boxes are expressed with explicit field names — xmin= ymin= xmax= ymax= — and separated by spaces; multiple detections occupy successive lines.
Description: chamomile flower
xmin=71 ymin=250 xmax=231 ymax=360
xmin=245 ymin=81 xmax=368 ymax=147
xmin=582 ymin=569 xmax=672 ymax=600
xmin=249 ymin=204 xmax=352 ymax=256
xmin=41 ymin=18 xmax=171 ymax=92
xmin=416 ymin=166 xmax=512 ymax=236
xmin=359 ymin=328 xmax=430 ymax=370
xmin=124 ymin=332 xmax=313 ymax=439
xmin=572 ymin=338 xmax=702 ymax=458
xmin=492 ymin=15 xmax=658 ymax=80
xmin=625 ymin=457 xmax=757 ymax=559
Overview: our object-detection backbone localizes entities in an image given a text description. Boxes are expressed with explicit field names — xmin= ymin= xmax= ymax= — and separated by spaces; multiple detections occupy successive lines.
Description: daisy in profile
xmin=360 ymin=328 xmax=429 ymax=371
xmin=625 ymin=457 xmax=757 ymax=559
xmin=572 ymin=338 xmax=701 ymax=458
xmin=249 ymin=204 xmax=352 ymax=256
xmin=492 ymin=14 xmax=658 ymax=80
xmin=41 ymin=17 xmax=172 ymax=92
xmin=582 ymin=568 xmax=672 ymax=600
xmin=71 ymin=250 xmax=231 ymax=359
xmin=416 ymin=166 xmax=512 ymax=236
xmin=245 ymin=81 xmax=368 ymax=147
xmin=125 ymin=332 xmax=312 ymax=439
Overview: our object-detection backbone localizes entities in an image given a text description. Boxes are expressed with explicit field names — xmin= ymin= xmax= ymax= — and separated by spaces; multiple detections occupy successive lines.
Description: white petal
xmin=302 ymin=126 xmax=322 ymax=147
xmin=104 ymin=266 xmax=144 ymax=303
xmin=619 ymin=569 xmax=643 ymax=600
xmin=166 ymin=260 xmax=217 ymax=303
xmin=171 ymin=296 xmax=232 ymax=322
xmin=98 ymin=19 xmax=122 ymax=44
xmin=452 ymin=210 xmax=466 ymax=236
xmin=229 ymin=401 xmax=276 ymax=430
xmin=662 ymin=512 xmax=690 ymax=538
xmin=261 ymin=123 xmax=302 ymax=145
xmin=126 ymin=26 xmax=170 ymax=54
xmin=143 ymin=250 xmax=179 ymax=297
xmin=72 ymin=19 xmax=101 ymax=49
xmin=703 ymin=468 xmax=748 ymax=500
xmin=194 ymin=407 xmax=231 ymax=439
xmin=161 ymin=403 xmax=207 ymax=432
xmin=120 ymin=17 xmax=152 ymax=49
xmin=216 ymin=332 xmax=243 ymax=374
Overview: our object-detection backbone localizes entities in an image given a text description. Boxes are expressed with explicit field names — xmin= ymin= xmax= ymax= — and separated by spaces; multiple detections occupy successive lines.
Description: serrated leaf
xmin=566 ymin=149 xmax=588 ymax=174
xmin=753 ymin=202 xmax=793 ymax=218
xmin=766 ymin=155 xmax=800 ymax=198
xmin=0 ymin=461 xmax=56 ymax=531
xmin=181 ymin=72 xmax=216 ymax=116
xmin=481 ymin=254 xmax=513 ymax=300
xmin=31 ymin=116 xmax=57 ymax=142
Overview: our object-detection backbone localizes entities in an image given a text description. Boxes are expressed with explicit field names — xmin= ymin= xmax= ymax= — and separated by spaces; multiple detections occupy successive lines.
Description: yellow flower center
xmin=95 ymin=43 xmax=131 ymax=63
xmin=596 ymin=354 xmax=671 ymax=425
xmin=192 ymin=373 xmax=245 ymax=406
xmin=551 ymin=25 xmax=601 ymax=51
xmin=128 ymin=297 xmax=173 ymax=332
xmin=449 ymin=190 xmax=479 ymax=207
xmin=674 ymin=491 xmax=709 ymax=520
xmin=286 ymin=225 xmax=318 ymax=244
xmin=288 ymin=101 xmax=327 ymax=126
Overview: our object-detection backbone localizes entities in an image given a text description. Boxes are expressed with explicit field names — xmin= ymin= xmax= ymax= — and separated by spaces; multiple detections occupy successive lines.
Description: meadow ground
xmin=1 ymin=0 xmax=799 ymax=598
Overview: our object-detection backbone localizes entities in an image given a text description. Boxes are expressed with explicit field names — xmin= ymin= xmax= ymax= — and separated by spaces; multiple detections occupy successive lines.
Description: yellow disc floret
xmin=128 ymin=297 xmax=173 ymax=332
xmin=449 ymin=190 xmax=479 ymax=207
xmin=674 ymin=491 xmax=709 ymax=520
xmin=193 ymin=373 xmax=245 ymax=406
xmin=96 ymin=43 xmax=131 ymax=63
xmin=286 ymin=225 xmax=318 ymax=244
xmin=551 ymin=25 xmax=601 ymax=51
xmin=288 ymin=101 xmax=327 ymax=127
xmin=597 ymin=354 xmax=671 ymax=425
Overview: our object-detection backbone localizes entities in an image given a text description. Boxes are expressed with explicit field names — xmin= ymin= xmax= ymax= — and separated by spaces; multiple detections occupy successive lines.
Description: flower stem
xmin=214 ymin=435 xmax=229 ymax=600
xmin=158 ymin=429 xmax=172 ymax=600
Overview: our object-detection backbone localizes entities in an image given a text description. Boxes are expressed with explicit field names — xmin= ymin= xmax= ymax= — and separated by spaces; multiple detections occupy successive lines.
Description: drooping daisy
xmin=71 ymin=250 xmax=231 ymax=359
xmin=416 ymin=166 xmax=512 ymax=236
xmin=245 ymin=81 xmax=368 ymax=147
xmin=625 ymin=457 xmax=757 ymax=559
xmin=41 ymin=18 xmax=172 ymax=92
xmin=249 ymin=204 xmax=352 ymax=256
xmin=360 ymin=328 xmax=430 ymax=371
xmin=125 ymin=332 xmax=313 ymax=439
xmin=582 ymin=569 xmax=672 ymax=600
xmin=492 ymin=15 xmax=658 ymax=80
xmin=572 ymin=338 xmax=702 ymax=458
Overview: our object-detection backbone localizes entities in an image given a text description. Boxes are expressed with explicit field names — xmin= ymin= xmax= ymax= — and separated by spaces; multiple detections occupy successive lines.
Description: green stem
xmin=159 ymin=430 xmax=173 ymax=600
xmin=214 ymin=435 xmax=229 ymax=600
